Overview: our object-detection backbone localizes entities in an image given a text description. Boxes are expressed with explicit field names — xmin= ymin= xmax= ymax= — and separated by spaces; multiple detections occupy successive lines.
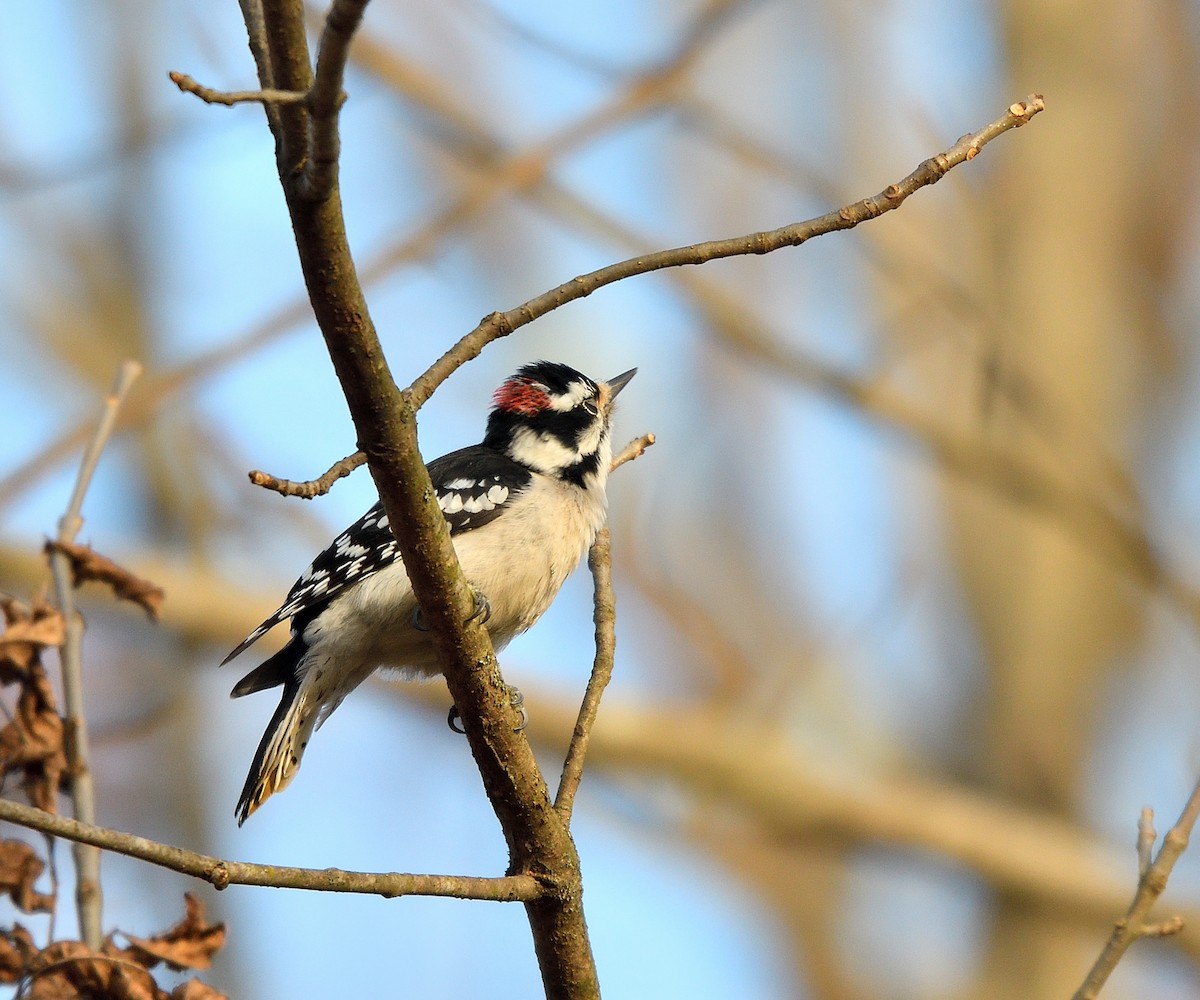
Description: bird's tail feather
xmin=230 ymin=636 xmax=303 ymax=698
xmin=235 ymin=681 xmax=318 ymax=825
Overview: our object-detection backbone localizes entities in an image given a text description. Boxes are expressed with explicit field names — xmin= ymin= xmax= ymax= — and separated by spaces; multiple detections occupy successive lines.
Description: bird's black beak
xmin=605 ymin=368 xmax=637 ymax=398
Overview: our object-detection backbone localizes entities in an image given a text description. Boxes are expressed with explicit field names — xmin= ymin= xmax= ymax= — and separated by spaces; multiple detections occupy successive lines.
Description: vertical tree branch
xmin=236 ymin=7 xmax=601 ymax=996
xmin=555 ymin=528 xmax=616 ymax=823
xmin=47 ymin=359 xmax=142 ymax=948
xmin=258 ymin=0 xmax=313 ymax=177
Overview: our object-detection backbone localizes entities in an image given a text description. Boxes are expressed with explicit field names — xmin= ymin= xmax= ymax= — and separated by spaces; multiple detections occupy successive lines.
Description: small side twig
xmin=248 ymin=449 xmax=365 ymax=499
xmin=555 ymin=434 xmax=653 ymax=821
xmin=46 ymin=359 xmax=142 ymax=949
xmin=173 ymin=1 xmax=367 ymax=202
xmin=611 ymin=432 xmax=655 ymax=471
xmin=167 ymin=71 xmax=307 ymax=107
xmin=0 ymin=797 xmax=540 ymax=902
xmin=1071 ymin=783 xmax=1200 ymax=1000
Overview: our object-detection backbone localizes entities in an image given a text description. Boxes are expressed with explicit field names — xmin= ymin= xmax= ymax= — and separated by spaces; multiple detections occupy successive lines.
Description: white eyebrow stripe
xmin=547 ymin=380 xmax=595 ymax=411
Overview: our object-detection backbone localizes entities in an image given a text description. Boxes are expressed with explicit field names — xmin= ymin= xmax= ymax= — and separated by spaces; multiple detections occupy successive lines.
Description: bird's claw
xmin=508 ymin=685 xmax=528 ymax=731
xmin=446 ymin=684 xmax=528 ymax=735
xmin=466 ymin=587 xmax=492 ymax=626
xmin=413 ymin=587 xmax=492 ymax=633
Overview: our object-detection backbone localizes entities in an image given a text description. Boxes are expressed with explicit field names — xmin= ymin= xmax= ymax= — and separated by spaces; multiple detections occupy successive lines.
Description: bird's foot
xmin=447 ymin=684 xmax=527 ymax=734
xmin=412 ymin=586 xmax=492 ymax=633
xmin=465 ymin=586 xmax=492 ymax=626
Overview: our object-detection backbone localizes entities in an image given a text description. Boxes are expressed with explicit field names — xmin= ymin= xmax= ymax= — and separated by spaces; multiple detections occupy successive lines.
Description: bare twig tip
xmin=1009 ymin=94 xmax=1046 ymax=120
xmin=1142 ymin=915 xmax=1184 ymax=938
xmin=611 ymin=432 xmax=656 ymax=472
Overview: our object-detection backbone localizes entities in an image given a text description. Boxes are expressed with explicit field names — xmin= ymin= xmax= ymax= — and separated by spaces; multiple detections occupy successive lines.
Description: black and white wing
xmin=221 ymin=445 xmax=531 ymax=664
xmin=221 ymin=500 xmax=400 ymax=664
xmin=426 ymin=444 xmax=532 ymax=534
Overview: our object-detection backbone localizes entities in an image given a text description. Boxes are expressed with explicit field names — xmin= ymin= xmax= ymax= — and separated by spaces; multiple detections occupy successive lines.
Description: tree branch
xmin=550 ymin=436 xmax=655 ymax=820
xmin=1071 ymin=783 xmax=1200 ymax=999
xmin=47 ymin=359 xmax=142 ymax=948
xmin=167 ymin=71 xmax=307 ymax=107
xmin=554 ymin=528 xmax=616 ymax=822
xmin=406 ymin=95 xmax=1047 ymax=407
xmin=248 ymin=449 xmax=364 ymax=499
xmin=0 ymin=797 xmax=540 ymax=902
xmin=236 ymin=6 xmax=600 ymax=995
xmin=301 ymin=0 xmax=370 ymax=199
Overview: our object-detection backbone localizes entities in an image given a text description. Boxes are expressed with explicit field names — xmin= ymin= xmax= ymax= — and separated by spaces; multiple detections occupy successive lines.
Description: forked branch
xmin=1071 ymin=781 xmax=1200 ymax=999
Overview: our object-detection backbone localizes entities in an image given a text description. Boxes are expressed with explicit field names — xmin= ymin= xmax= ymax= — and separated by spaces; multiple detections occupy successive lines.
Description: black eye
xmin=583 ymin=399 xmax=599 ymax=416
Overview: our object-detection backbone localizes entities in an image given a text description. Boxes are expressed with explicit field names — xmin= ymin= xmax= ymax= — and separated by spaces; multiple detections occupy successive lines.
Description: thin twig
xmin=236 ymin=0 xmax=283 ymax=136
xmin=248 ymin=449 xmax=364 ymax=498
xmin=555 ymin=438 xmax=653 ymax=820
xmin=1071 ymin=782 xmax=1200 ymax=1000
xmin=0 ymin=797 xmax=540 ymax=902
xmin=1136 ymin=806 xmax=1156 ymax=877
xmin=301 ymin=0 xmax=371 ymax=199
xmin=248 ymin=424 xmax=651 ymax=504
xmin=406 ymin=95 xmax=1047 ymax=408
xmin=554 ymin=528 xmax=616 ymax=822
xmin=46 ymin=359 xmax=142 ymax=948
xmin=611 ymin=432 xmax=656 ymax=471
xmin=167 ymin=70 xmax=307 ymax=107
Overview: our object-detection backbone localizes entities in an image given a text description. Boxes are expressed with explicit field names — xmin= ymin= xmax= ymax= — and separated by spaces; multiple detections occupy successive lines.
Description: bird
xmin=223 ymin=361 xmax=636 ymax=824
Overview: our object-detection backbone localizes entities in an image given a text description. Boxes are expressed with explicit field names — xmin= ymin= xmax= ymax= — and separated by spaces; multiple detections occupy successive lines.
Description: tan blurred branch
xmin=477 ymin=689 xmax=1200 ymax=960
xmin=0 ymin=796 xmax=540 ymax=902
xmin=47 ymin=359 xmax=142 ymax=948
xmin=1072 ymin=785 xmax=1200 ymax=999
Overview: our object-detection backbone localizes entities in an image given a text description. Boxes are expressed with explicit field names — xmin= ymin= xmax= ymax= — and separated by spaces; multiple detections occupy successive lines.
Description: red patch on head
xmin=494 ymin=377 xmax=551 ymax=416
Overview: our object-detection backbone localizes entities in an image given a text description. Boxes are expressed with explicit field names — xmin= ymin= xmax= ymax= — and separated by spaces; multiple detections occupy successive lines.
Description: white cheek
xmin=508 ymin=426 xmax=581 ymax=472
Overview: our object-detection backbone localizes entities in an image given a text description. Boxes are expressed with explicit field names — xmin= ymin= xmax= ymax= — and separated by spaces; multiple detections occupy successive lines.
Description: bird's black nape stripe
xmin=557 ymin=448 xmax=603 ymax=487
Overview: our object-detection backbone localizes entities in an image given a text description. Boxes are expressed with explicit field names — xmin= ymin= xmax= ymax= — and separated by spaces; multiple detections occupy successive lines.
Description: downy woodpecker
xmin=223 ymin=361 xmax=636 ymax=823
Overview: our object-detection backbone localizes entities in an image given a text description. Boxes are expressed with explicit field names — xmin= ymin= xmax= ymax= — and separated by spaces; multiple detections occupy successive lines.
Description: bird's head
xmin=484 ymin=361 xmax=636 ymax=486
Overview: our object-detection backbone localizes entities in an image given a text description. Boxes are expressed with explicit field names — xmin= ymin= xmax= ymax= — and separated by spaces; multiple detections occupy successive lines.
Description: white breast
xmin=314 ymin=470 xmax=608 ymax=678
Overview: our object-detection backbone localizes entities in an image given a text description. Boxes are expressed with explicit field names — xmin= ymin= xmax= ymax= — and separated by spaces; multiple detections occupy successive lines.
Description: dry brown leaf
xmin=0 ymin=924 xmax=38 ymax=983
xmin=123 ymin=893 xmax=226 ymax=972
xmin=0 ymin=839 xmax=54 ymax=913
xmin=44 ymin=540 xmax=165 ymax=620
xmin=0 ymin=661 xmax=67 ymax=811
xmin=170 ymin=979 xmax=229 ymax=1000
xmin=25 ymin=940 xmax=162 ymax=1000
xmin=0 ymin=598 xmax=64 ymax=684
